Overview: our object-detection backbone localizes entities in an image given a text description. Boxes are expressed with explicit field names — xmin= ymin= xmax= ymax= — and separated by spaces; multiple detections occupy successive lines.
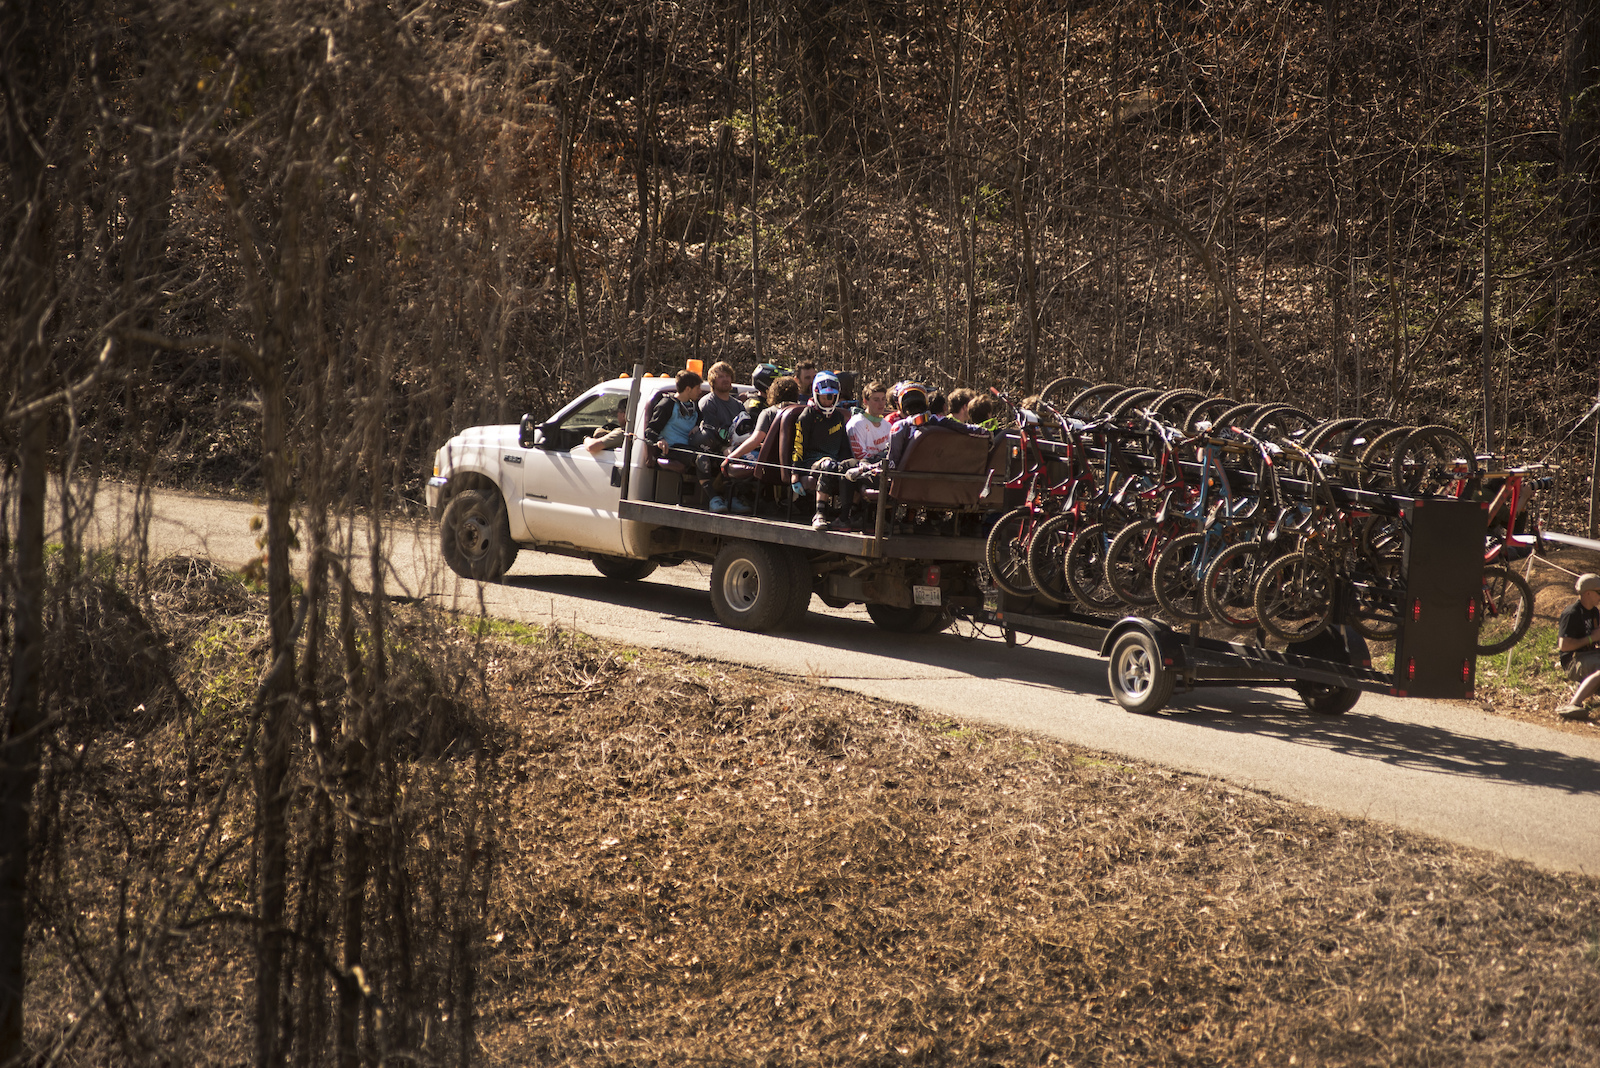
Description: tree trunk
xmin=1564 ymin=0 xmax=1600 ymax=252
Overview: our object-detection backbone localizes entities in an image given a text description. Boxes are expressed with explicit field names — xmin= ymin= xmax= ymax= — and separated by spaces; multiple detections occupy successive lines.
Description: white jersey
xmin=847 ymin=411 xmax=892 ymax=461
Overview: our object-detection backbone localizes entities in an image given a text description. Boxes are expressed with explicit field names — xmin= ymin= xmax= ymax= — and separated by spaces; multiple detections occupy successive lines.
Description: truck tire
xmin=780 ymin=548 xmax=814 ymax=629
xmin=710 ymin=541 xmax=794 ymax=631
xmin=592 ymin=555 xmax=658 ymax=581
xmin=1107 ymin=630 xmax=1174 ymax=714
xmin=441 ymin=489 xmax=517 ymax=582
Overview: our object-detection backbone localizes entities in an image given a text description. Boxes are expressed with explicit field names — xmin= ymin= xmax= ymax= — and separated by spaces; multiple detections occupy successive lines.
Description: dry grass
xmin=475 ymin=632 xmax=1600 ymax=1066
xmin=26 ymin=583 xmax=1600 ymax=1066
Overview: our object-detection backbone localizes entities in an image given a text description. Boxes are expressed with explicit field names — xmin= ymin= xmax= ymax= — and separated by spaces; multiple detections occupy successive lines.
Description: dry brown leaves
xmin=477 ymin=630 xmax=1600 ymax=1067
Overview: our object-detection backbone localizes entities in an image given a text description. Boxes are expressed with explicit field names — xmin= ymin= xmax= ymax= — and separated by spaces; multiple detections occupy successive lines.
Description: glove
xmin=791 ymin=481 xmax=807 ymax=498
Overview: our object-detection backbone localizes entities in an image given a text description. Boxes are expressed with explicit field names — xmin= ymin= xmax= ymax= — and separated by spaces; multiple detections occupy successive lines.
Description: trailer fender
xmin=1098 ymin=617 xmax=1188 ymax=675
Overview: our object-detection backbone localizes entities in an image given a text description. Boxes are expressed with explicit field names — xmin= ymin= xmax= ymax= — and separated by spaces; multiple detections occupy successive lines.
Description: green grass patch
xmin=1475 ymin=622 xmax=1565 ymax=698
xmin=467 ymin=617 xmax=547 ymax=645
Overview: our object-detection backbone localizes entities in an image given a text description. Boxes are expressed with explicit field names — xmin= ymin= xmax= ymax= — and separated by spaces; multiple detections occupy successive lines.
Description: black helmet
xmin=751 ymin=362 xmax=781 ymax=396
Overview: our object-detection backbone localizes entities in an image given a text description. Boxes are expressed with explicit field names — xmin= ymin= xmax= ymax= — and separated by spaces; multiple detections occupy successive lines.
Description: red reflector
xmin=1408 ymin=658 xmax=1417 ymax=681
xmin=1467 ymin=599 xmax=1477 ymax=623
xmin=925 ymin=565 xmax=941 ymax=586
xmin=1463 ymin=659 xmax=1471 ymax=681
xmin=1412 ymin=599 xmax=1423 ymax=622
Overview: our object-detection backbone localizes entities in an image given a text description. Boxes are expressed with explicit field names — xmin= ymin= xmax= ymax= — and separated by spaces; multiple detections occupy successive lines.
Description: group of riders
xmin=618 ymin=359 xmax=1004 ymax=532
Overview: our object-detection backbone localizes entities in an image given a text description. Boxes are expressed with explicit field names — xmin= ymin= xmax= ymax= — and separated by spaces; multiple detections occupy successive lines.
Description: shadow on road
xmin=493 ymin=573 xmax=1600 ymax=798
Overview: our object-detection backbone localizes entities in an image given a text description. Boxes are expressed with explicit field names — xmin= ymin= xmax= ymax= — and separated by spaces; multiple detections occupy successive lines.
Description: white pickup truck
xmin=426 ymin=373 xmax=994 ymax=633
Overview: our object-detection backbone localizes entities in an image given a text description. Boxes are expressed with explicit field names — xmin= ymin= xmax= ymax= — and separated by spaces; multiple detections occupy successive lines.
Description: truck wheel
xmin=865 ymin=603 xmax=945 ymax=633
xmin=441 ymin=489 xmax=516 ymax=582
xmin=1297 ymin=683 xmax=1360 ymax=715
xmin=780 ymin=549 xmax=814 ymax=629
xmin=710 ymin=541 xmax=793 ymax=631
xmin=592 ymin=555 xmax=658 ymax=581
xmin=1107 ymin=630 xmax=1174 ymax=714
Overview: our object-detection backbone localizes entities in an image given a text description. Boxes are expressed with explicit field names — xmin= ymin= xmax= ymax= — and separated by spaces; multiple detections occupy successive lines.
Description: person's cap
xmin=1577 ymin=574 xmax=1600 ymax=594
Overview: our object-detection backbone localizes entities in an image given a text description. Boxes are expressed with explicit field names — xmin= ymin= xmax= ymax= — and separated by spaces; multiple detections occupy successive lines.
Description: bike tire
xmin=1210 ymin=403 xmax=1264 ymax=436
xmin=1248 ymin=404 xmax=1318 ymax=444
xmin=1477 ymin=565 xmax=1533 ymax=655
xmin=1182 ymin=396 xmax=1238 ymax=433
xmin=1063 ymin=383 xmax=1125 ymax=419
xmin=1038 ymin=376 xmax=1094 ymax=414
xmin=1064 ymin=521 xmax=1123 ymax=613
xmin=1253 ymin=551 xmax=1335 ymax=643
xmin=1025 ymin=511 xmax=1080 ymax=605
xmin=1203 ymin=539 xmax=1269 ymax=629
xmin=984 ymin=506 xmax=1038 ymax=598
xmin=1105 ymin=518 xmax=1164 ymax=607
xmin=1152 ymin=531 xmax=1212 ymax=622
xmin=1392 ymin=424 xmax=1477 ymax=497
xmin=1357 ymin=425 xmax=1415 ymax=490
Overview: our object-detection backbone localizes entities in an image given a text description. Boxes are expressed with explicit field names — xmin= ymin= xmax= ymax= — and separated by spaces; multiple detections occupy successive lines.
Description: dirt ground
xmin=26 ymin=566 xmax=1600 ymax=1066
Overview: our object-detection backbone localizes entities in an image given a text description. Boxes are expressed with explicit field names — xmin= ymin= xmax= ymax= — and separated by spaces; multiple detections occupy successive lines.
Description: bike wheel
xmin=1347 ymin=515 xmax=1405 ymax=641
xmin=1064 ymin=521 xmax=1123 ymax=613
xmin=1183 ymin=396 xmax=1237 ymax=433
xmin=1301 ymin=417 xmax=1364 ymax=454
xmin=1105 ymin=519 xmax=1164 ymax=607
xmin=1253 ymin=551 xmax=1335 ymax=643
xmin=1357 ymin=425 xmax=1415 ymax=490
xmin=1477 ymin=565 xmax=1533 ymax=655
xmin=1203 ymin=539 xmax=1268 ymax=629
xmin=1025 ymin=511 xmax=1080 ymax=605
xmin=1248 ymin=404 xmax=1318 ymax=444
xmin=1149 ymin=388 xmax=1207 ymax=424
xmin=1392 ymin=424 xmax=1477 ymax=496
xmin=1152 ymin=531 xmax=1212 ymax=622
xmin=984 ymin=506 xmax=1038 ymax=598
xmin=1038 ymin=376 xmax=1094 ymax=414
xmin=1210 ymin=403 xmax=1264 ymax=436
xmin=1064 ymin=383 xmax=1124 ymax=419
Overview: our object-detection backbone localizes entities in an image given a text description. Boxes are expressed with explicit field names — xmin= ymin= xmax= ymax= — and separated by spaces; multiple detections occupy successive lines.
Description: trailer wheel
xmin=710 ymin=541 xmax=793 ymax=631
xmin=1297 ymin=683 xmax=1360 ymax=715
xmin=1107 ymin=630 xmax=1175 ymax=714
xmin=592 ymin=555 xmax=658 ymax=581
xmin=441 ymin=489 xmax=517 ymax=582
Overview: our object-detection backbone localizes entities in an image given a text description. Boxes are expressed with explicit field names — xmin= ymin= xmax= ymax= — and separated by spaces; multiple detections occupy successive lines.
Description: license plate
xmin=913 ymin=584 xmax=942 ymax=606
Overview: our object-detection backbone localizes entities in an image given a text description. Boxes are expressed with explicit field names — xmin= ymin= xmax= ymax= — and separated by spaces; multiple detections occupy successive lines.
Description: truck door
xmin=520 ymin=390 xmax=629 ymax=555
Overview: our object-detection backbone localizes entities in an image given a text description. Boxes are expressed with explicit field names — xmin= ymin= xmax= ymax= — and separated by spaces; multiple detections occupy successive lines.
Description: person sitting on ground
xmin=696 ymin=360 xmax=745 ymax=512
xmin=642 ymin=369 xmax=705 ymax=472
xmin=583 ymin=399 xmax=629 ymax=455
xmin=1556 ymin=668 xmax=1600 ymax=722
xmin=847 ymin=380 xmax=893 ymax=463
xmin=721 ymin=375 xmax=802 ymax=511
xmin=947 ymin=387 xmax=977 ymax=423
xmin=792 ymin=371 xmax=859 ymax=530
xmin=1557 ymin=572 xmax=1600 ymax=687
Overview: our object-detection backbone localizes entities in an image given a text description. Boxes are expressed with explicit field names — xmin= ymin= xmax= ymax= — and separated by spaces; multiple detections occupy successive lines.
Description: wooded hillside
xmin=3 ymin=0 xmax=1599 ymax=1064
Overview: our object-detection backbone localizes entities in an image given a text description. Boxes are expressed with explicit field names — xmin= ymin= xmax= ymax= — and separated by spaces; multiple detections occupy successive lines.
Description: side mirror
xmin=518 ymin=413 xmax=539 ymax=449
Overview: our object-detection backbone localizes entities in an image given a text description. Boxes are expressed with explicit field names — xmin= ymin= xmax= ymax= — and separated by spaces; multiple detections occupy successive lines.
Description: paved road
xmin=118 ymin=487 xmax=1600 ymax=875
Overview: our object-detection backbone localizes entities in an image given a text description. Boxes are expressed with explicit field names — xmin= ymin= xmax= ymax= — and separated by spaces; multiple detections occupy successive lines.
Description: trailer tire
xmin=710 ymin=541 xmax=793 ymax=631
xmin=1297 ymin=683 xmax=1360 ymax=715
xmin=1107 ymin=630 xmax=1175 ymax=714
xmin=592 ymin=555 xmax=658 ymax=581
xmin=441 ymin=489 xmax=517 ymax=582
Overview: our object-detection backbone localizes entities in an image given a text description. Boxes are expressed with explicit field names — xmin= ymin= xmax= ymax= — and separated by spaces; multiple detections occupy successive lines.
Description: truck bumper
xmin=426 ymin=476 xmax=449 ymax=521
